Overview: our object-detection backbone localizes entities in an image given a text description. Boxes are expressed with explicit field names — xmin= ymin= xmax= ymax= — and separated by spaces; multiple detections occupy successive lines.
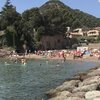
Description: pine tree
xmin=0 ymin=0 xmax=19 ymax=29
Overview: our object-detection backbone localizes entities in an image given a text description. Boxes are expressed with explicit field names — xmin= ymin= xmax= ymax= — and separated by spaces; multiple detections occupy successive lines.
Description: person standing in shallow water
xmin=61 ymin=51 xmax=66 ymax=62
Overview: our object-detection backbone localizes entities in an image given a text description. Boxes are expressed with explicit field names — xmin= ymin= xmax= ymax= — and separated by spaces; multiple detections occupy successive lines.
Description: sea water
xmin=0 ymin=59 xmax=99 ymax=100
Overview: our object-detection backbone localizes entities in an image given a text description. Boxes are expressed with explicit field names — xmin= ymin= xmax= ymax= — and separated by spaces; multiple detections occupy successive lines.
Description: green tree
xmin=0 ymin=0 xmax=21 ymax=29
xmin=5 ymin=26 xmax=16 ymax=47
xmin=72 ymin=19 xmax=82 ymax=29
xmin=0 ymin=0 xmax=22 ymax=49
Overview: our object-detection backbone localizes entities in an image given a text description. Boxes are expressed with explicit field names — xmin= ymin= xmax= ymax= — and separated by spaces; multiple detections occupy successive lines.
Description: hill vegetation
xmin=0 ymin=0 xmax=100 ymax=51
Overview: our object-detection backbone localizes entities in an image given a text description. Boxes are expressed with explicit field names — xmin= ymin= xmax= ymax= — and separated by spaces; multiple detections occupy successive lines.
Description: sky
xmin=0 ymin=0 xmax=100 ymax=18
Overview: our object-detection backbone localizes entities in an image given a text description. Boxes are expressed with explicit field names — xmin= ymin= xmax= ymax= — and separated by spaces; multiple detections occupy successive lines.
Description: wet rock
xmin=85 ymin=91 xmax=100 ymax=100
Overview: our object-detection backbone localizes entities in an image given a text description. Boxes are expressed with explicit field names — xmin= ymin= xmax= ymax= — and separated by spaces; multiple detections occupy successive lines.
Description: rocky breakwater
xmin=46 ymin=67 xmax=100 ymax=100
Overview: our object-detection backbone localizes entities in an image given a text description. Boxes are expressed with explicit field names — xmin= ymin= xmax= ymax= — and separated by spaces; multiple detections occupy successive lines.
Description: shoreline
xmin=46 ymin=66 xmax=100 ymax=100
xmin=6 ymin=53 xmax=100 ymax=63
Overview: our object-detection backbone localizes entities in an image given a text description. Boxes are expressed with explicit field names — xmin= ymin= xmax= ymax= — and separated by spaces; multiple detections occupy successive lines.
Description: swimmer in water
xmin=56 ymin=63 xmax=60 ymax=67
xmin=5 ymin=62 xmax=7 ymax=65
xmin=5 ymin=62 xmax=10 ymax=65
xmin=21 ymin=59 xmax=26 ymax=65
xmin=46 ymin=60 xmax=49 ymax=64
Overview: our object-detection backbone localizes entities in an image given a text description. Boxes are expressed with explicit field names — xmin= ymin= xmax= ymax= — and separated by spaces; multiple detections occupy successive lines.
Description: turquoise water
xmin=0 ymin=59 xmax=99 ymax=100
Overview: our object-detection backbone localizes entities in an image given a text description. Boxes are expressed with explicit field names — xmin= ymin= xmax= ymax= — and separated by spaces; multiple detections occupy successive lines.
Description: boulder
xmin=73 ymin=83 xmax=98 ymax=92
xmin=48 ymin=95 xmax=67 ymax=100
xmin=85 ymin=91 xmax=100 ymax=100
xmin=65 ymin=97 xmax=85 ymax=100
xmin=94 ymin=98 xmax=100 ymax=100
xmin=46 ymin=80 xmax=80 ymax=97
xmin=46 ymin=88 xmax=58 ymax=97
xmin=56 ymin=80 xmax=80 ymax=91
xmin=79 ymin=76 xmax=100 ymax=87
xmin=57 ymin=91 xmax=72 ymax=97
xmin=75 ymin=72 xmax=88 ymax=81
xmin=55 ymin=84 xmax=75 ymax=92
xmin=71 ymin=91 xmax=85 ymax=98
xmin=63 ymin=80 xmax=80 ymax=86
xmin=96 ymin=68 xmax=100 ymax=71
xmin=87 ymin=69 xmax=100 ymax=77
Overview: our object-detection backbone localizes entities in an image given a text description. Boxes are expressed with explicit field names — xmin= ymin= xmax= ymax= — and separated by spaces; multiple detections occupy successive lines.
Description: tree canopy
xmin=0 ymin=0 xmax=100 ymax=51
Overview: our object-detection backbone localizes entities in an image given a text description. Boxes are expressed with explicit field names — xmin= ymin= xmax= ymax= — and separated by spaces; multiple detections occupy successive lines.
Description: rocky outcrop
xmin=46 ymin=67 xmax=100 ymax=100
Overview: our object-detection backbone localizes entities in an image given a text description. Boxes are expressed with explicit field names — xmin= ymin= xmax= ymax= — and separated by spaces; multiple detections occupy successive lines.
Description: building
xmin=94 ymin=27 xmax=100 ymax=32
xmin=87 ymin=29 xmax=99 ymax=39
xmin=40 ymin=35 xmax=67 ymax=50
xmin=70 ymin=28 xmax=84 ymax=38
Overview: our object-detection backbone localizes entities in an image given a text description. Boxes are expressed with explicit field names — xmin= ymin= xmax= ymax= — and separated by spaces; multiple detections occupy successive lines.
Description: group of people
xmin=7 ymin=47 xmax=100 ymax=65
xmin=34 ymin=48 xmax=100 ymax=60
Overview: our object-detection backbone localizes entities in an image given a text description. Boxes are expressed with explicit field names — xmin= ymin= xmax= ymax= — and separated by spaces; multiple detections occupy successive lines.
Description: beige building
xmin=70 ymin=28 xmax=84 ymax=38
xmin=87 ymin=30 xmax=99 ymax=39
xmin=94 ymin=27 xmax=100 ymax=31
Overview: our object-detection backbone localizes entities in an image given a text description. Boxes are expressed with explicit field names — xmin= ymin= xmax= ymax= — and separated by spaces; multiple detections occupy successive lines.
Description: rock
xmin=71 ymin=91 xmax=86 ymax=98
xmin=48 ymin=95 xmax=67 ymax=100
xmin=56 ymin=80 xmax=80 ymax=92
xmin=96 ymin=68 xmax=100 ymax=71
xmin=94 ymin=98 xmax=100 ymax=100
xmin=63 ymin=80 xmax=80 ymax=86
xmin=73 ymin=83 xmax=98 ymax=92
xmin=79 ymin=76 xmax=100 ymax=87
xmin=46 ymin=67 xmax=100 ymax=100
xmin=49 ymin=96 xmax=85 ymax=100
xmin=87 ymin=69 xmax=100 ymax=77
xmin=55 ymin=84 xmax=75 ymax=93
xmin=57 ymin=91 xmax=72 ymax=97
xmin=77 ymin=72 xmax=88 ymax=81
xmin=46 ymin=88 xmax=58 ymax=97
xmin=65 ymin=97 xmax=85 ymax=100
xmin=85 ymin=91 xmax=100 ymax=100
xmin=46 ymin=79 xmax=80 ymax=97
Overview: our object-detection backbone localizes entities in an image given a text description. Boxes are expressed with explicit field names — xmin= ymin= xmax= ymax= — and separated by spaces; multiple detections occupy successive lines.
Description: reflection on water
xmin=0 ymin=59 xmax=99 ymax=100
